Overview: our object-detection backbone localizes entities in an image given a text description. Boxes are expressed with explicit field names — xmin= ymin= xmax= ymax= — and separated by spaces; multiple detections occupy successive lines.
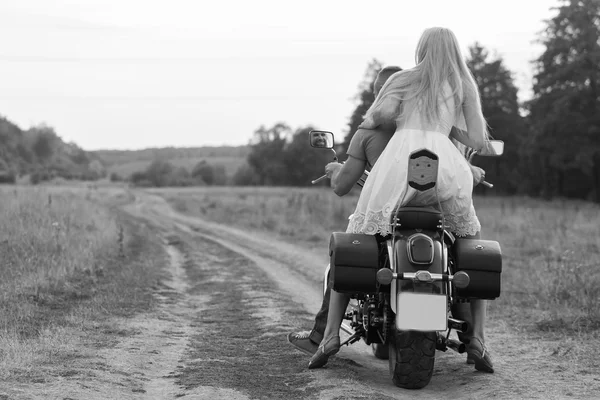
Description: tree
xmin=232 ymin=164 xmax=260 ymax=186
xmin=31 ymin=128 xmax=56 ymax=161
xmin=145 ymin=160 xmax=175 ymax=187
xmin=16 ymin=143 xmax=33 ymax=163
xmin=341 ymin=59 xmax=383 ymax=155
xmin=527 ymin=0 xmax=600 ymax=201
xmin=281 ymin=126 xmax=334 ymax=186
xmin=212 ymin=165 xmax=228 ymax=185
xmin=465 ymin=43 xmax=528 ymax=195
xmin=88 ymin=160 xmax=105 ymax=179
xmin=109 ymin=172 xmax=122 ymax=182
xmin=246 ymin=122 xmax=291 ymax=185
xmin=192 ymin=160 xmax=215 ymax=185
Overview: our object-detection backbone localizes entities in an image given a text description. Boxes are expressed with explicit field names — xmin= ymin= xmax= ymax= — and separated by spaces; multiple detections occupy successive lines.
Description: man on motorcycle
xmin=287 ymin=66 xmax=487 ymax=365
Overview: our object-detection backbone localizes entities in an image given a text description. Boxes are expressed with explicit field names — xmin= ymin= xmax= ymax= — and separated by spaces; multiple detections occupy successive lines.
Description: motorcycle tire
xmin=372 ymin=343 xmax=389 ymax=360
xmin=388 ymin=329 xmax=436 ymax=389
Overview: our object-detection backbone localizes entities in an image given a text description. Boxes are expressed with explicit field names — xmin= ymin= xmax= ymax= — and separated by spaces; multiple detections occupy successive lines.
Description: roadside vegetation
xmin=0 ymin=186 xmax=167 ymax=382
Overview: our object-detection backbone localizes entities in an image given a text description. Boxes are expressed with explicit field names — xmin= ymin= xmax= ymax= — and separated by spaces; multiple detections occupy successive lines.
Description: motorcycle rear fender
xmin=389 ymin=231 xmax=446 ymax=315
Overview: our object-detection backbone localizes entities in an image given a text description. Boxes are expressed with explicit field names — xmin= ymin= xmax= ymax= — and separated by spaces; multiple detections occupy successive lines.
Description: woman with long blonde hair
xmin=309 ymin=27 xmax=494 ymax=373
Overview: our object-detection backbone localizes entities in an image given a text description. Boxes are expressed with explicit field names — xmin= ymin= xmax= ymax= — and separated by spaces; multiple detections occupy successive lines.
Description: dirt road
xmin=124 ymin=191 xmax=600 ymax=399
xmin=6 ymin=190 xmax=598 ymax=399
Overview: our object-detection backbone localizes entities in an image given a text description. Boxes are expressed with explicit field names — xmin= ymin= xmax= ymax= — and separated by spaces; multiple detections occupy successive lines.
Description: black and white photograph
xmin=0 ymin=0 xmax=599 ymax=398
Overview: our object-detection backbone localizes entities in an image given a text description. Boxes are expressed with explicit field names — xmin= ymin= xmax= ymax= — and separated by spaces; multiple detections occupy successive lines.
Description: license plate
xmin=396 ymin=292 xmax=447 ymax=331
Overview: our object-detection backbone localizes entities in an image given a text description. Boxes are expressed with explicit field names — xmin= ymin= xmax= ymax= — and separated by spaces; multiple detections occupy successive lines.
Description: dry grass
xmin=475 ymin=196 xmax=600 ymax=334
xmin=152 ymin=186 xmax=600 ymax=336
xmin=150 ymin=186 xmax=360 ymax=245
xmin=0 ymin=185 xmax=167 ymax=381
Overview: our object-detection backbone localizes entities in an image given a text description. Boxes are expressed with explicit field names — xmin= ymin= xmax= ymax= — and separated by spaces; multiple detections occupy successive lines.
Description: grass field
xmin=152 ymin=186 xmax=600 ymax=335
xmin=0 ymin=186 xmax=167 ymax=381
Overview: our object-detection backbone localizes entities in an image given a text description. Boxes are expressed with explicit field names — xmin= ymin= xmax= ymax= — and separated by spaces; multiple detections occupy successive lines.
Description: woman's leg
xmin=457 ymin=231 xmax=493 ymax=372
xmin=460 ymin=231 xmax=487 ymax=346
xmin=308 ymin=289 xmax=350 ymax=368
xmin=453 ymin=231 xmax=480 ymax=344
xmin=321 ymin=290 xmax=350 ymax=341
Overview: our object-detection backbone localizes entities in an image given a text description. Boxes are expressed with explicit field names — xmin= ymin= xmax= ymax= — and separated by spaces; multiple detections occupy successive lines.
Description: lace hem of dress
xmin=444 ymin=210 xmax=481 ymax=237
xmin=347 ymin=208 xmax=480 ymax=238
xmin=347 ymin=210 xmax=394 ymax=236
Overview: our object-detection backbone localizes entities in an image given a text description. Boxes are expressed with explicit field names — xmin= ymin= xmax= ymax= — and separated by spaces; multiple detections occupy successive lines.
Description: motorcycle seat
xmin=391 ymin=207 xmax=443 ymax=231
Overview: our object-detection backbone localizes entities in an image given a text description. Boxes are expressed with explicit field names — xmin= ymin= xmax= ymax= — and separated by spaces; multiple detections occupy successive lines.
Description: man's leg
xmin=287 ymin=265 xmax=331 ymax=354
xmin=308 ymin=275 xmax=331 ymax=344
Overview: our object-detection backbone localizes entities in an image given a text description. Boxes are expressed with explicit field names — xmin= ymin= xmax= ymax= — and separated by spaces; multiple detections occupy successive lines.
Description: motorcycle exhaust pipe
xmin=448 ymin=317 xmax=469 ymax=333
xmin=340 ymin=321 xmax=354 ymax=336
xmin=446 ymin=338 xmax=466 ymax=354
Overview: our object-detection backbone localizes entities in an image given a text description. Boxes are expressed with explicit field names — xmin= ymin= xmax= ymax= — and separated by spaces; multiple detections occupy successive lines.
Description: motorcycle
xmin=309 ymin=129 xmax=504 ymax=389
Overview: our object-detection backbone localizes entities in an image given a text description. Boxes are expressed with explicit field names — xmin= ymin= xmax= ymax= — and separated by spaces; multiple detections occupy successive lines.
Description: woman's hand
xmin=325 ymin=162 xmax=343 ymax=180
xmin=358 ymin=115 xmax=377 ymax=129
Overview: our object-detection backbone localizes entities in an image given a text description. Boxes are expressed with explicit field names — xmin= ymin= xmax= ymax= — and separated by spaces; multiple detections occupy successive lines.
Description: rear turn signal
xmin=452 ymin=271 xmax=470 ymax=289
xmin=376 ymin=268 xmax=394 ymax=285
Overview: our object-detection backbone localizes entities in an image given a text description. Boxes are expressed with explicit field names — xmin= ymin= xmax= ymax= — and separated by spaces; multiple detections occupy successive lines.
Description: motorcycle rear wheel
xmin=371 ymin=343 xmax=389 ymax=359
xmin=388 ymin=330 xmax=436 ymax=389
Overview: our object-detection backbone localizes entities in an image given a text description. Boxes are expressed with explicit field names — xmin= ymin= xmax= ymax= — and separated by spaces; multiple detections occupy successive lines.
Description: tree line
xmin=125 ymin=123 xmax=332 ymax=187
xmin=125 ymin=159 xmax=228 ymax=187
xmin=0 ymin=119 xmax=105 ymax=184
xmin=239 ymin=0 xmax=600 ymax=202
xmin=3 ymin=0 xmax=596 ymax=201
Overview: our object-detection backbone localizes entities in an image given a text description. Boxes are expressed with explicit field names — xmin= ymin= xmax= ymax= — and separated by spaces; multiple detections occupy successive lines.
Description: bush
xmin=110 ymin=172 xmax=122 ymax=182
xmin=232 ymin=164 xmax=260 ymax=186
xmin=0 ymin=172 xmax=16 ymax=184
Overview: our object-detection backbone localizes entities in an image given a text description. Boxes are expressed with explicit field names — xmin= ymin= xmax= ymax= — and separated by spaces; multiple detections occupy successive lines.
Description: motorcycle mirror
xmin=477 ymin=140 xmax=504 ymax=157
xmin=309 ymin=130 xmax=334 ymax=149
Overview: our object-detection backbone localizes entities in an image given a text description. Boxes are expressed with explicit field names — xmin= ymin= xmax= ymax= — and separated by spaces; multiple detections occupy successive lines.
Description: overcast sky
xmin=0 ymin=0 xmax=559 ymax=150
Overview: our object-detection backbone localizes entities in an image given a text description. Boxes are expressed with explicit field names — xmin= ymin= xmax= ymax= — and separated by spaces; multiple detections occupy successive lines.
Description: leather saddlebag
xmin=329 ymin=232 xmax=380 ymax=294
xmin=453 ymin=239 xmax=502 ymax=299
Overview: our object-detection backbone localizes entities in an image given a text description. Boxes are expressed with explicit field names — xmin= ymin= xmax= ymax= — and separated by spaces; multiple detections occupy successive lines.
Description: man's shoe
xmin=308 ymin=335 xmax=340 ymax=369
xmin=287 ymin=331 xmax=319 ymax=355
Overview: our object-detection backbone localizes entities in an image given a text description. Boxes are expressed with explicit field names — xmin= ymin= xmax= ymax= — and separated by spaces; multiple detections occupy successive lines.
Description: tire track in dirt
xmin=91 ymin=239 xmax=195 ymax=398
xmin=171 ymin=231 xmax=324 ymax=399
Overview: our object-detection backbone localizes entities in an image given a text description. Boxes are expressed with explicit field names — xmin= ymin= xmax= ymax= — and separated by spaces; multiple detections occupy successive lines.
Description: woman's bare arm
xmin=458 ymin=87 xmax=487 ymax=151
xmin=449 ymin=126 xmax=483 ymax=150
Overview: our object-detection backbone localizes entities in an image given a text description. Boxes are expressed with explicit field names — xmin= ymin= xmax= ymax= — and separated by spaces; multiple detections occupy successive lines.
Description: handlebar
xmin=311 ymin=175 xmax=328 ymax=185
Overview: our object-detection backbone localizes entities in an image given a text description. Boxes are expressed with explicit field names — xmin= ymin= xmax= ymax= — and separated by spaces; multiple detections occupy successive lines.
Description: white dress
xmin=346 ymin=84 xmax=481 ymax=237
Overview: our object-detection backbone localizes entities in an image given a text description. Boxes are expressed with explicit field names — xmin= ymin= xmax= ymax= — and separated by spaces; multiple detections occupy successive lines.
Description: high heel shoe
xmin=308 ymin=335 xmax=340 ymax=369
xmin=466 ymin=337 xmax=494 ymax=373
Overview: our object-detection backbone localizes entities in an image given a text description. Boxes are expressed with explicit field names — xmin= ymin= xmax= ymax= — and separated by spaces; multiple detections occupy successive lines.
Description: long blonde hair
xmin=366 ymin=27 xmax=486 ymax=133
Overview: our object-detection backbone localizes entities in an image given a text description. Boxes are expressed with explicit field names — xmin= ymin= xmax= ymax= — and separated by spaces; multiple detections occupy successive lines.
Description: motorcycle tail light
xmin=407 ymin=233 xmax=434 ymax=266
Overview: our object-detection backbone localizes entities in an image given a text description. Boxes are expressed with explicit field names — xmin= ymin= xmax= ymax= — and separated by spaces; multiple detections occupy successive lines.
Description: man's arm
xmin=325 ymin=156 xmax=368 ymax=197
